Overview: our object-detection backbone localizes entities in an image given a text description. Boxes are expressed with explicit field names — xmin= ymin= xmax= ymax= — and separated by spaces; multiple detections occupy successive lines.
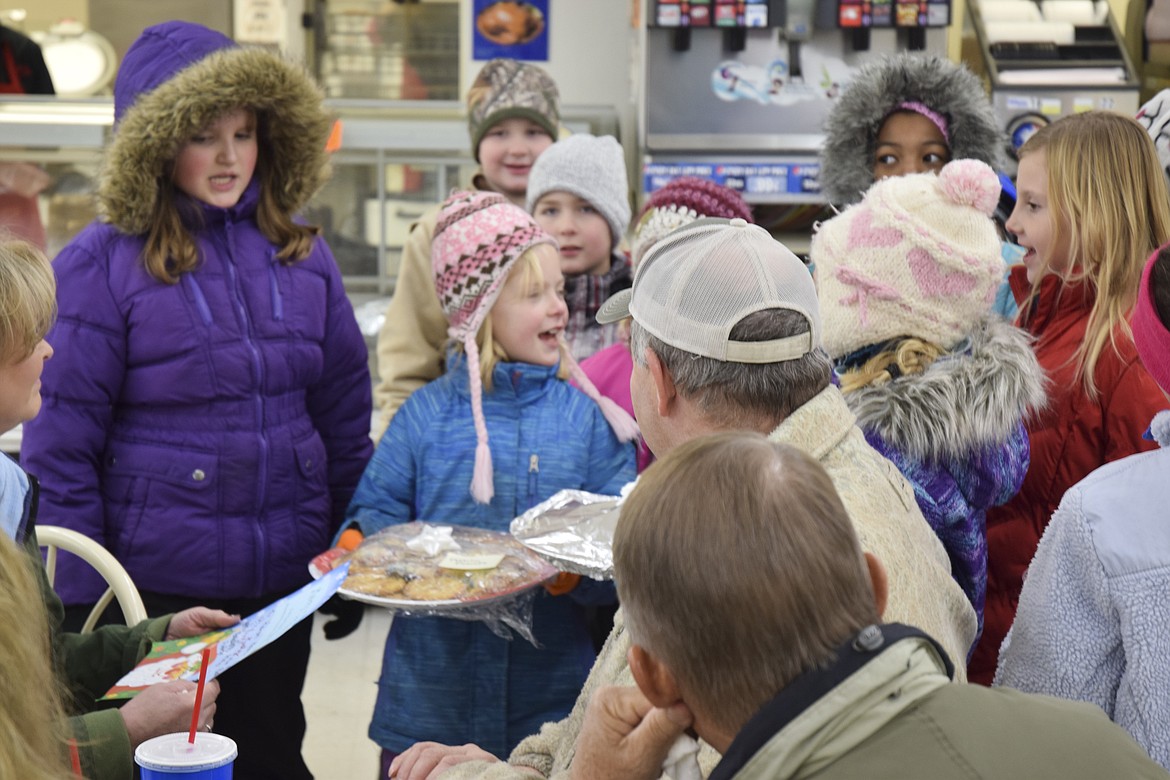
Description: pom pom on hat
xmin=811 ymin=159 xmax=1004 ymax=359
xmin=938 ymin=158 xmax=1001 ymax=215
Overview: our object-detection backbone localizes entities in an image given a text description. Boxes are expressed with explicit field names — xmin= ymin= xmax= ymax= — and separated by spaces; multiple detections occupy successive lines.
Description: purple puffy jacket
xmin=21 ymin=21 xmax=373 ymax=604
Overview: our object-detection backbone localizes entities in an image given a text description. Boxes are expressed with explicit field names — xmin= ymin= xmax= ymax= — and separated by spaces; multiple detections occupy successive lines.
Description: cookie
xmin=404 ymin=576 xmax=467 ymax=601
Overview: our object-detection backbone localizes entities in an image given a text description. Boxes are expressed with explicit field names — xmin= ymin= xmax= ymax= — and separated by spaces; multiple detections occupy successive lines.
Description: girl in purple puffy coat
xmin=809 ymin=159 xmax=1045 ymax=651
xmin=20 ymin=21 xmax=373 ymax=780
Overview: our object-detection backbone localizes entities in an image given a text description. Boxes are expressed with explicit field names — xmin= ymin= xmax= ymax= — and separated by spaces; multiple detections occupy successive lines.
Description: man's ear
xmin=864 ymin=552 xmax=889 ymax=618
xmin=645 ymin=348 xmax=676 ymax=417
xmin=627 ymin=643 xmax=683 ymax=709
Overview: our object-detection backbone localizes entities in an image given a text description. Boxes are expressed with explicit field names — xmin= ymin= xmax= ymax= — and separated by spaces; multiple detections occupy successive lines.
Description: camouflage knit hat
xmin=467 ymin=58 xmax=560 ymax=161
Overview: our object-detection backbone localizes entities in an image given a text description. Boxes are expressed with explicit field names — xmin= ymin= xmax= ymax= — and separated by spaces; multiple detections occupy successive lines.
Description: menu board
xmin=837 ymin=0 xmax=950 ymax=28
xmin=654 ymin=0 xmax=771 ymax=27
xmin=643 ymin=161 xmax=822 ymax=201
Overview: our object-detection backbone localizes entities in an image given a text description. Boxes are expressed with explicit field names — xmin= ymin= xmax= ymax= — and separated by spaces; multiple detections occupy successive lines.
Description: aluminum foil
xmin=510 ymin=489 xmax=623 ymax=580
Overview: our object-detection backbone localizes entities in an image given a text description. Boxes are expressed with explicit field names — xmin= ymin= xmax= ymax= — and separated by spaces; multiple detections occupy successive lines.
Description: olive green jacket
xmin=21 ymin=477 xmax=170 ymax=780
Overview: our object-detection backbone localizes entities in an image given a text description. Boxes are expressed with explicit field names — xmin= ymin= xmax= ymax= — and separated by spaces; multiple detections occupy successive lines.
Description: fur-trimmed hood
xmin=842 ymin=316 xmax=1046 ymax=463
xmin=820 ymin=54 xmax=1004 ymax=207
xmin=99 ymin=21 xmax=331 ymax=235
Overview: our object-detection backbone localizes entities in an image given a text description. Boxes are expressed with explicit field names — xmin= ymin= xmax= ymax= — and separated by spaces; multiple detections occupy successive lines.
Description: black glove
xmin=318 ymin=594 xmax=364 ymax=640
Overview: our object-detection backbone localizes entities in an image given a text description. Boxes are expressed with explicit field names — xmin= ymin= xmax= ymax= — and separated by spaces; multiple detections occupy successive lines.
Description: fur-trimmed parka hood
xmin=842 ymin=315 xmax=1046 ymax=463
xmin=99 ymin=21 xmax=331 ymax=235
xmin=820 ymin=54 xmax=1004 ymax=207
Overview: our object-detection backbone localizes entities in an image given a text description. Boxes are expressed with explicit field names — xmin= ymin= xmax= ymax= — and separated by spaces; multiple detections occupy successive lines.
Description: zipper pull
xmin=529 ymin=454 xmax=539 ymax=473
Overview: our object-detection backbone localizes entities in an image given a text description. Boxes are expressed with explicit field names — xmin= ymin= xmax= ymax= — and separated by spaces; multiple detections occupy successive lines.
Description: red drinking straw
xmin=188 ymin=646 xmax=212 ymax=744
xmin=68 ymin=738 xmax=82 ymax=776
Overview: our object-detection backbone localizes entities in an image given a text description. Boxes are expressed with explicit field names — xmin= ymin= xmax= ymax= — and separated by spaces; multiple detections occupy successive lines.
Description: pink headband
xmin=894 ymin=101 xmax=949 ymax=142
xmin=1133 ymin=248 xmax=1170 ymax=393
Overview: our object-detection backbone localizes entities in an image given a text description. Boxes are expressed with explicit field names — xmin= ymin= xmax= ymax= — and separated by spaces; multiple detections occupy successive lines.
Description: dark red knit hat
xmin=637 ymin=177 xmax=753 ymax=222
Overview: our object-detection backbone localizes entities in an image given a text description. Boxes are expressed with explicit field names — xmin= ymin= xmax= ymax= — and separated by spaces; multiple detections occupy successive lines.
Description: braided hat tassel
xmin=560 ymin=339 xmax=640 ymax=443
xmin=464 ymin=336 xmax=495 ymax=504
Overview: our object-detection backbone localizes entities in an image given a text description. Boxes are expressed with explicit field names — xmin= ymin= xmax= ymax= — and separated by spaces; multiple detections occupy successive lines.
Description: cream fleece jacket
xmin=441 ymin=387 xmax=976 ymax=779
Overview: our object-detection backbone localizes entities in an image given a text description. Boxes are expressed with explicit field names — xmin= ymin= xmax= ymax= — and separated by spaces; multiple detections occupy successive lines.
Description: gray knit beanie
xmin=467 ymin=58 xmax=560 ymax=161
xmin=525 ymin=134 xmax=631 ymax=250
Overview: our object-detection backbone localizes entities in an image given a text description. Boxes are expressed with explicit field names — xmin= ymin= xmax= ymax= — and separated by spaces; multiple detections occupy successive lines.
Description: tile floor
xmin=302 ymin=606 xmax=392 ymax=780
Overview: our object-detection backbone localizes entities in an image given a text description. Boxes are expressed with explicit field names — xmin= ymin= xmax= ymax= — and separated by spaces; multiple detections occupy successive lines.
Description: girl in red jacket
xmin=970 ymin=111 xmax=1170 ymax=683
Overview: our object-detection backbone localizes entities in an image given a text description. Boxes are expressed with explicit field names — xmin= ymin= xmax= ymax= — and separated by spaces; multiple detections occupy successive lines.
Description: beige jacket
xmin=372 ymin=201 xmax=450 ymax=441
xmin=441 ymin=386 xmax=977 ymax=779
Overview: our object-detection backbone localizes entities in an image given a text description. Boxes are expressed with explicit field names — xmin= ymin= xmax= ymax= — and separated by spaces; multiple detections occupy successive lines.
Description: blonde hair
xmin=143 ymin=109 xmax=319 ymax=284
xmin=0 ymin=239 xmax=56 ymax=365
xmin=837 ymin=338 xmax=946 ymax=394
xmin=0 ymin=533 xmax=75 ymax=780
xmin=459 ymin=246 xmax=569 ymax=389
xmin=1019 ymin=111 xmax=1170 ymax=397
xmin=614 ymin=432 xmax=878 ymax=735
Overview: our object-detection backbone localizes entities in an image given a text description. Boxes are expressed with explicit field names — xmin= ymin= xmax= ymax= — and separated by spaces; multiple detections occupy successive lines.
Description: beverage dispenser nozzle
xmin=724 ymin=27 xmax=748 ymax=51
xmin=782 ymin=0 xmax=817 ymax=40
xmin=779 ymin=0 xmax=817 ymax=77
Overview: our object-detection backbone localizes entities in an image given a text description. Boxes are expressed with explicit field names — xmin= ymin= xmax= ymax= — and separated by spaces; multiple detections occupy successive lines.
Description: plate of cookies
xmin=310 ymin=522 xmax=559 ymax=610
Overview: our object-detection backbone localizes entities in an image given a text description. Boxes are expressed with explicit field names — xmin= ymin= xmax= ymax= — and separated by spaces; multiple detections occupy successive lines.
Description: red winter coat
xmin=970 ymin=266 xmax=1165 ymax=684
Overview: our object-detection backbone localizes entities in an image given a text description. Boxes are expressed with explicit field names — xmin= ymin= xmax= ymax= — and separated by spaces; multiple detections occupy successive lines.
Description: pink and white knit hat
xmin=432 ymin=190 xmax=637 ymax=504
xmin=811 ymin=159 xmax=1004 ymax=359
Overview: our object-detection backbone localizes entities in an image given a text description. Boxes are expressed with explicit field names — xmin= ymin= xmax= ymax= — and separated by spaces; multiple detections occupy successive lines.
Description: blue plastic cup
xmin=134 ymin=733 xmax=237 ymax=779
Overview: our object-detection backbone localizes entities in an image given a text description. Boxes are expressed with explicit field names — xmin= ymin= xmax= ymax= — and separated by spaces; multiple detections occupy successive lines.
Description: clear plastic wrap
xmin=309 ymin=522 xmax=558 ymax=644
xmin=509 ymin=489 xmax=624 ymax=581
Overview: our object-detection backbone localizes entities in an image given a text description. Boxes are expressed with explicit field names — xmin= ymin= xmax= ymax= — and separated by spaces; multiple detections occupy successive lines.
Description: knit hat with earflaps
xmin=432 ymin=191 xmax=636 ymax=504
xmin=526 ymin=134 xmax=631 ymax=251
xmin=812 ymin=159 xmax=1004 ymax=359
xmin=467 ymin=58 xmax=560 ymax=161
xmin=819 ymin=53 xmax=1004 ymax=207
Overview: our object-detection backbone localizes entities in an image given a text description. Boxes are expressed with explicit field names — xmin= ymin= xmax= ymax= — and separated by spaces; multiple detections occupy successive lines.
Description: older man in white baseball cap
xmin=389 ymin=218 xmax=976 ymax=780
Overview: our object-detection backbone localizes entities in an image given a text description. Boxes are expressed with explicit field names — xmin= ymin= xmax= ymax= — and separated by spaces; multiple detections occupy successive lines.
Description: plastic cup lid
xmin=134 ymin=733 xmax=238 ymax=772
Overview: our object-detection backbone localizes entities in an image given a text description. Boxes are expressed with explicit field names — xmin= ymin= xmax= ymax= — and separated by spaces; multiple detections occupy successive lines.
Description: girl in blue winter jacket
xmin=343 ymin=190 xmax=636 ymax=776
xmin=20 ymin=21 xmax=373 ymax=780
xmin=810 ymin=160 xmax=1045 ymax=648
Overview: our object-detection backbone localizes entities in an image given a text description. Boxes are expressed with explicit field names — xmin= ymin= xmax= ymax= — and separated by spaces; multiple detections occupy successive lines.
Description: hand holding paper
xmin=165 ymin=607 xmax=241 ymax=641
xmin=102 ymin=564 xmax=349 ymax=700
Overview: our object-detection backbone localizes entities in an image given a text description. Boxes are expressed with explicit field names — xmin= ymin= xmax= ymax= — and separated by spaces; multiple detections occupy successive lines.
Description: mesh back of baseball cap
xmin=627 ymin=218 xmax=820 ymax=363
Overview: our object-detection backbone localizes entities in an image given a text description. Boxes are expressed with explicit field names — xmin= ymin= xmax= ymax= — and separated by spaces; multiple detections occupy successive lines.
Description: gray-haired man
xmin=390 ymin=219 xmax=976 ymax=780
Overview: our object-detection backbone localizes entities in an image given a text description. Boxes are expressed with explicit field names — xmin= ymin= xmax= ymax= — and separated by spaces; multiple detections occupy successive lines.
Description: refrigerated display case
xmin=310 ymin=0 xmax=460 ymax=102
xmin=0 ymin=96 xmax=617 ymax=295
xmin=0 ymin=94 xmax=616 ymax=452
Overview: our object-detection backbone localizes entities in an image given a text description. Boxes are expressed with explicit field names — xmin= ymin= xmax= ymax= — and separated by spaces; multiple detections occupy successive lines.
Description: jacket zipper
xmin=527 ymin=454 xmax=539 ymax=504
xmin=224 ymin=217 xmax=269 ymax=593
